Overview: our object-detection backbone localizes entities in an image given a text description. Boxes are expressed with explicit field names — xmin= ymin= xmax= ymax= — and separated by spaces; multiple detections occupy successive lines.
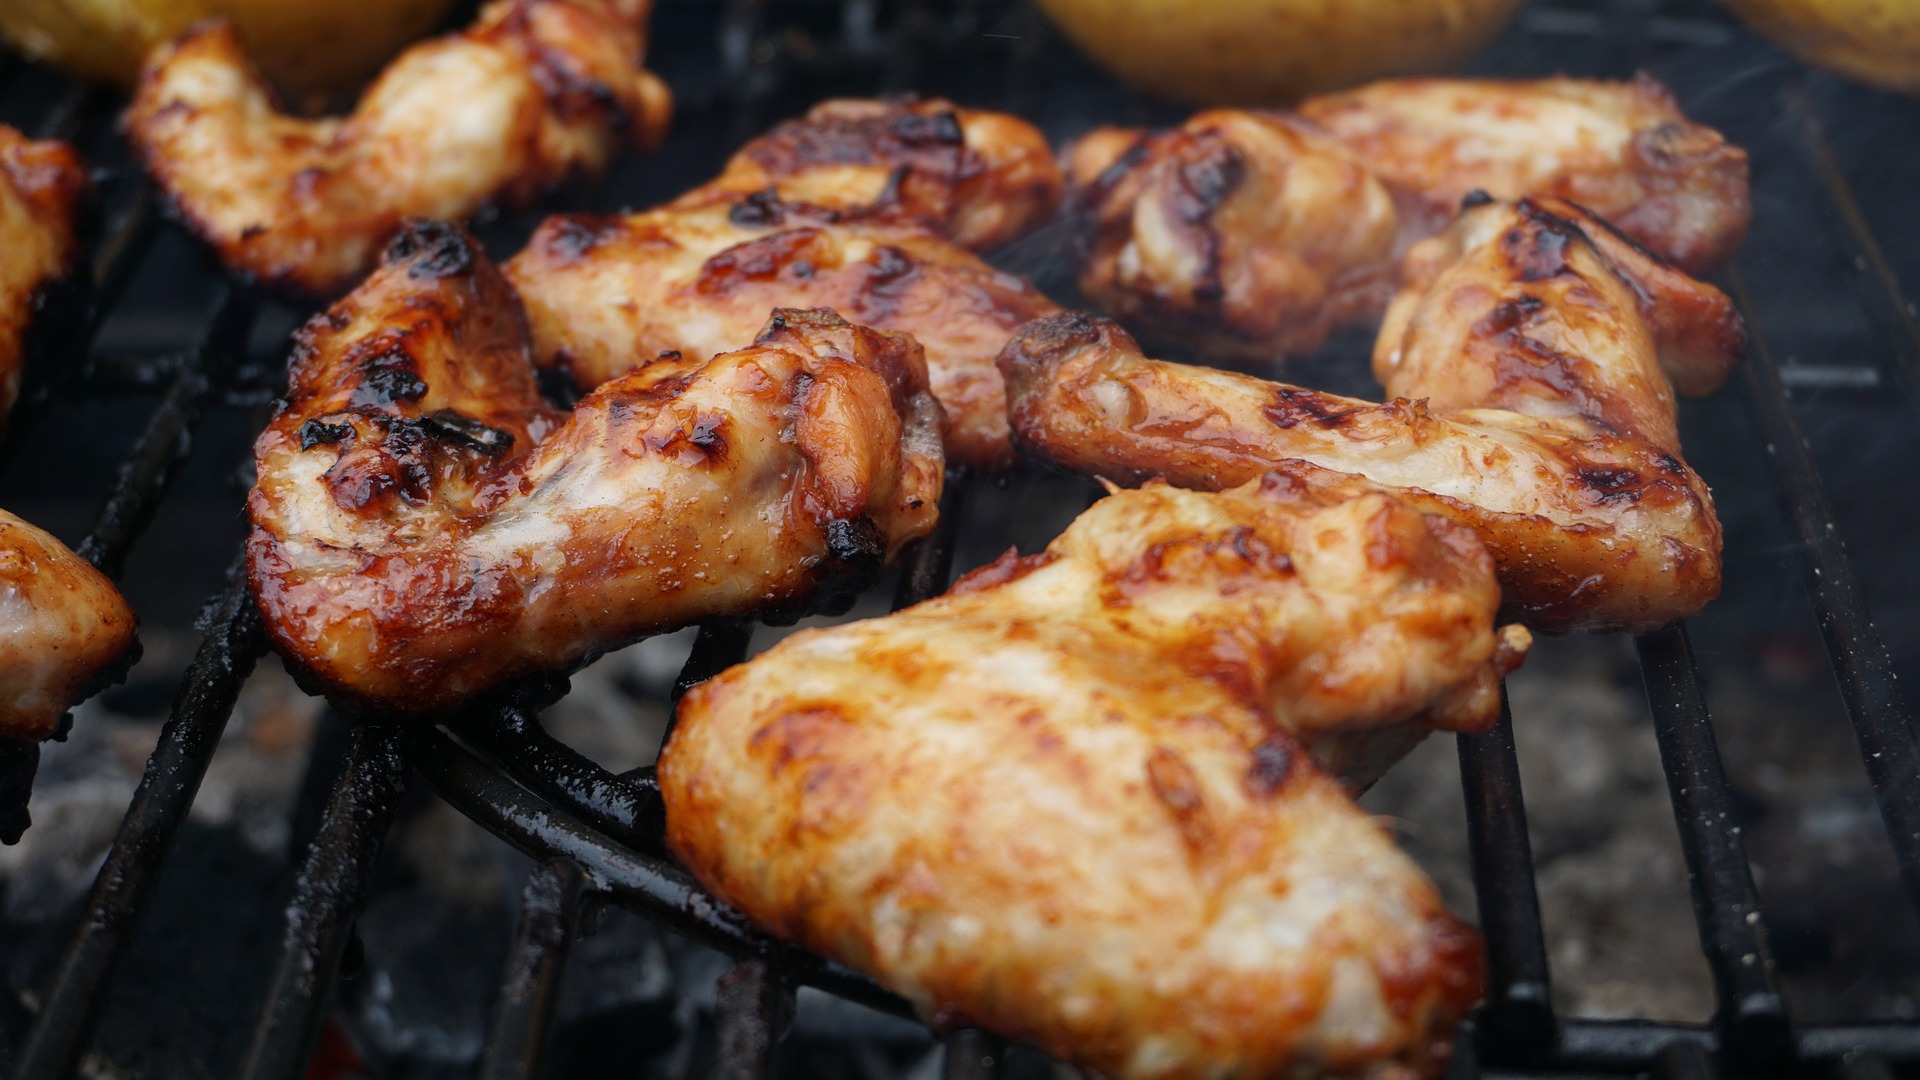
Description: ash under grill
xmin=2 ymin=0 xmax=1919 ymax=1077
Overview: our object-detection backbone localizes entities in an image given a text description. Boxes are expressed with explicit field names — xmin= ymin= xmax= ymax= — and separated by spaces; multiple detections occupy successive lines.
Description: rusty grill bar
xmin=1 ymin=1 xmax=1917 ymax=1077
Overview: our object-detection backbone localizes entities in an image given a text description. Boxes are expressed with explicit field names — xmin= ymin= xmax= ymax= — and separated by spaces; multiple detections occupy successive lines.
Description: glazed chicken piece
xmin=1064 ymin=75 xmax=1748 ymax=361
xmin=0 ymin=511 xmax=138 ymax=741
xmin=663 ymin=476 xmax=1523 ymax=1079
xmin=248 ymin=221 xmax=942 ymax=712
xmin=506 ymin=98 xmax=1063 ymax=469
xmin=1298 ymin=75 xmax=1751 ymax=274
xmin=1005 ymin=198 xmax=1742 ymax=632
xmin=125 ymin=0 xmax=672 ymax=297
xmin=0 ymin=126 xmax=88 ymax=426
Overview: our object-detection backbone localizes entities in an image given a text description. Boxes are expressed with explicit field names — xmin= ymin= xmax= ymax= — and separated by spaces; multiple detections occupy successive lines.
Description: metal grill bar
xmin=9 ymin=565 xmax=265 ymax=1080
xmin=942 ymin=1029 xmax=1007 ymax=1080
xmin=1728 ymin=269 xmax=1920 ymax=910
xmin=1654 ymin=1039 xmax=1718 ymax=1080
xmin=1457 ymin=703 xmax=1556 ymax=1065
xmin=238 ymin=722 xmax=412 ymax=1080
xmin=479 ymin=857 xmax=589 ymax=1080
xmin=1635 ymin=625 xmax=1790 ymax=1069
xmin=713 ymin=959 xmax=793 ymax=1079
xmin=466 ymin=704 xmax=667 ymax=854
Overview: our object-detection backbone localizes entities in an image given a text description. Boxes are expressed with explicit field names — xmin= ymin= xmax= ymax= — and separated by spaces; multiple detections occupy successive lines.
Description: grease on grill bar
xmin=1 ymin=0 xmax=1918 ymax=1078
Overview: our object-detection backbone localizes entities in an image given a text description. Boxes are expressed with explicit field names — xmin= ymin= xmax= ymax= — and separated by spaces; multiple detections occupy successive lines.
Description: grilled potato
xmin=0 ymin=0 xmax=458 ymax=96
xmin=1716 ymin=0 xmax=1920 ymax=93
xmin=1030 ymin=0 xmax=1522 ymax=105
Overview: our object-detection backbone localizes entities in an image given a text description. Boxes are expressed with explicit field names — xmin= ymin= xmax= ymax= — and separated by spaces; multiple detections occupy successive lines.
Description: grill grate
xmin=1 ymin=1 xmax=1918 ymax=1077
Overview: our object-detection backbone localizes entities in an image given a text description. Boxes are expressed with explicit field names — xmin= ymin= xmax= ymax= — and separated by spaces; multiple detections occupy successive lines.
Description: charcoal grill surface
xmin=2 ymin=0 xmax=1919 ymax=1077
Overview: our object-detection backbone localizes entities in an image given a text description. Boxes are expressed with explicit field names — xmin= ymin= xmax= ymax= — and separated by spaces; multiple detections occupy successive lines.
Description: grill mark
xmin=298 ymin=419 xmax=353 ymax=450
xmin=1245 ymin=735 xmax=1296 ymax=798
xmin=1263 ymin=386 xmax=1364 ymax=430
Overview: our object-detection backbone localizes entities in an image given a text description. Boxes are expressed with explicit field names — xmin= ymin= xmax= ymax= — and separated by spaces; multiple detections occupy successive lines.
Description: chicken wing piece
xmin=682 ymin=97 xmax=1063 ymax=251
xmin=1005 ymin=199 xmax=1740 ymax=632
xmin=0 ymin=126 xmax=87 ymax=425
xmin=1063 ymin=75 xmax=1747 ymax=361
xmin=663 ymin=477 xmax=1517 ymax=1079
xmin=125 ymin=0 xmax=672 ymax=298
xmin=0 ymin=510 xmax=137 ymax=741
xmin=505 ymin=98 xmax=1063 ymax=469
xmin=1063 ymin=111 xmax=1398 ymax=364
xmin=1298 ymin=75 xmax=1751 ymax=275
xmin=248 ymin=221 xmax=942 ymax=713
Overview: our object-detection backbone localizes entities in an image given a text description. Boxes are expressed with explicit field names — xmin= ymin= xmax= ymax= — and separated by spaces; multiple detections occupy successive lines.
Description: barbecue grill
xmin=0 ymin=0 xmax=1917 ymax=1076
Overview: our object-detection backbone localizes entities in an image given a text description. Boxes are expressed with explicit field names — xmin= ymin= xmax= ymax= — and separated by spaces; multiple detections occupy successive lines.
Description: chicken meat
xmin=662 ymin=475 xmax=1523 ymax=1079
xmin=1005 ymin=197 xmax=1741 ymax=632
xmin=1064 ymin=75 xmax=1748 ymax=361
xmin=0 ymin=510 xmax=138 ymax=741
xmin=247 ymin=221 xmax=942 ymax=712
xmin=505 ymin=97 xmax=1063 ymax=468
xmin=124 ymin=0 xmax=672 ymax=297
xmin=0 ymin=125 xmax=87 ymax=425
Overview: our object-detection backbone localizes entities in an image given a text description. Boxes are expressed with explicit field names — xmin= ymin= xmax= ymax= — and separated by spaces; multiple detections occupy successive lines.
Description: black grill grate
xmin=2 ymin=1 xmax=1918 ymax=1077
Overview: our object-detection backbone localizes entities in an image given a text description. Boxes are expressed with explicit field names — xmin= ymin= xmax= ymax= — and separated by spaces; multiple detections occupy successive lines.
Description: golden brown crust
xmin=661 ymin=478 xmax=1502 ymax=1078
xmin=0 ymin=510 xmax=137 ymax=741
xmin=247 ymin=222 xmax=942 ymax=712
xmin=1004 ymin=199 xmax=1738 ymax=632
xmin=0 ymin=126 xmax=87 ymax=426
xmin=1062 ymin=76 xmax=1749 ymax=362
xmin=1298 ymin=74 xmax=1750 ymax=275
xmin=504 ymin=98 xmax=1061 ymax=470
xmin=124 ymin=0 xmax=672 ymax=297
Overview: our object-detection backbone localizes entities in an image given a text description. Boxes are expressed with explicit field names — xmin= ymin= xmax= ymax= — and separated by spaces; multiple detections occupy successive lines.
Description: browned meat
xmin=124 ymin=0 xmax=672 ymax=297
xmin=662 ymin=476 xmax=1517 ymax=1079
xmin=0 ymin=125 xmax=87 ymax=425
xmin=1004 ymin=198 xmax=1741 ymax=632
xmin=247 ymin=221 xmax=942 ymax=712
xmin=505 ymin=97 xmax=1063 ymax=469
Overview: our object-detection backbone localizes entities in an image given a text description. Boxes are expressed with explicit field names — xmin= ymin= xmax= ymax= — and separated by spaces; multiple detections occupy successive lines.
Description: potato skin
xmin=0 ymin=0 xmax=458 ymax=96
xmin=1716 ymin=0 xmax=1920 ymax=93
xmin=1031 ymin=0 xmax=1523 ymax=106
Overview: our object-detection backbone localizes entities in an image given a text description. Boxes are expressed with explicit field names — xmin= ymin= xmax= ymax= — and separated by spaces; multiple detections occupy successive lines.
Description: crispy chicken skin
xmin=662 ymin=477 xmax=1510 ymax=1079
xmin=0 ymin=126 xmax=87 ymax=426
xmin=506 ymin=98 xmax=1063 ymax=469
xmin=247 ymin=222 xmax=942 ymax=712
xmin=1298 ymin=75 xmax=1751 ymax=275
xmin=1005 ymin=199 xmax=1740 ymax=632
xmin=1064 ymin=111 xmax=1399 ymax=363
xmin=1064 ymin=75 xmax=1748 ymax=360
xmin=0 ymin=510 xmax=137 ymax=741
xmin=124 ymin=0 xmax=672 ymax=298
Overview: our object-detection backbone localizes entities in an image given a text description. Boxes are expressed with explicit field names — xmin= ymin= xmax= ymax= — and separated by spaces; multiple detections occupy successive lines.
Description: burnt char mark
xmin=889 ymin=108 xmax=965 ymax=147
xmin=697 ymin=229 xmax=824 ymax=297
xmin=1574 ymin=464 xmax=1649 ymax=504
xmin=1478 ymin=293 xmax=1546 ymax=337
xmin=417 ymin=410 xmax=515 ymax=456
xmin=386 ymin=220 xmax=477 ymax=279
xmin=1244 ymin=735 xmax=1297 ymax=798
xmin=298 ymin=418 xmax=354 ymax=450
xmin=1562 ymin=196 xmax=1674 ymax=269
xmin=1174 ymin=144 xmax=1245 ymax=225
xmin=996 ymin=311 xmax=1112 ymax=389
xmin=824 ymin=515 xmax=885 ymax=572
xmin=729 ymin=189 xmax=787 ymax=228
xmin=1263 ymin=386 xmax=1363 ymax=430
xmin=1460 ymin=188 xmax=1495 ymax=211
xmin=349 ymin=345 xmax=429 ymax=408
xmin=643 ymin=411 xmax=731 ymax=466
xmin=543 ymin=215 xmax=622 ymax=260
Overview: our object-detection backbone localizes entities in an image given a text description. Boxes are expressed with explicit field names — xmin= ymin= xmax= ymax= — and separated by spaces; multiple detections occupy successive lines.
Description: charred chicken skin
xmin=506 ymin=98 xmax=1063 ymax=469
xmin=0 ymin=125 xmax=87 ymax=426
xmin=1065 ymin=75 xmax=1748 ymax=360
xmin=247 ymin=222 xmax=942 ymax=713
xmin=0 ymin=511 xmax=138 ymax=742
xmin=124 ymin=0 xmax=672 ymax=298
xmin=1005 ymin=198 xmax=1741 ymax=633
xmin=663 ymin=475 xmax=1519 ymax=1080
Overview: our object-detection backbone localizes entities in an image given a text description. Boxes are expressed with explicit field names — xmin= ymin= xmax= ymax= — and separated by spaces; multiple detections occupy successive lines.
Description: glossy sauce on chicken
xmin=0 ymin=125 xmax=86 ymax=426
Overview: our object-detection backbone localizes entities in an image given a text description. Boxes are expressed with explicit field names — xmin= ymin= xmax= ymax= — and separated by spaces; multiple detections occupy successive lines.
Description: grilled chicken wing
xmin=1005 ymin=198 xmax=1740 ymax=632
xmin=0 ymin=126 xmax=87 ymax=425
xmin=506 ymin=98 xmax=1063 ymax=469
xmin=1065 ymin=75 xmax=1747 ymax=361
xmin=248 ymin=221 xmax=941 ymax=712
xmin=125 ymin=0 xmax=672 ymax=297
xmin=663 ymin=476 xmax=1518 ymax=1080
xmin=0 ymin=510 xmax=137 ymax=741
xmin=1298 ymin=75 xmax=1751 ymax=274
